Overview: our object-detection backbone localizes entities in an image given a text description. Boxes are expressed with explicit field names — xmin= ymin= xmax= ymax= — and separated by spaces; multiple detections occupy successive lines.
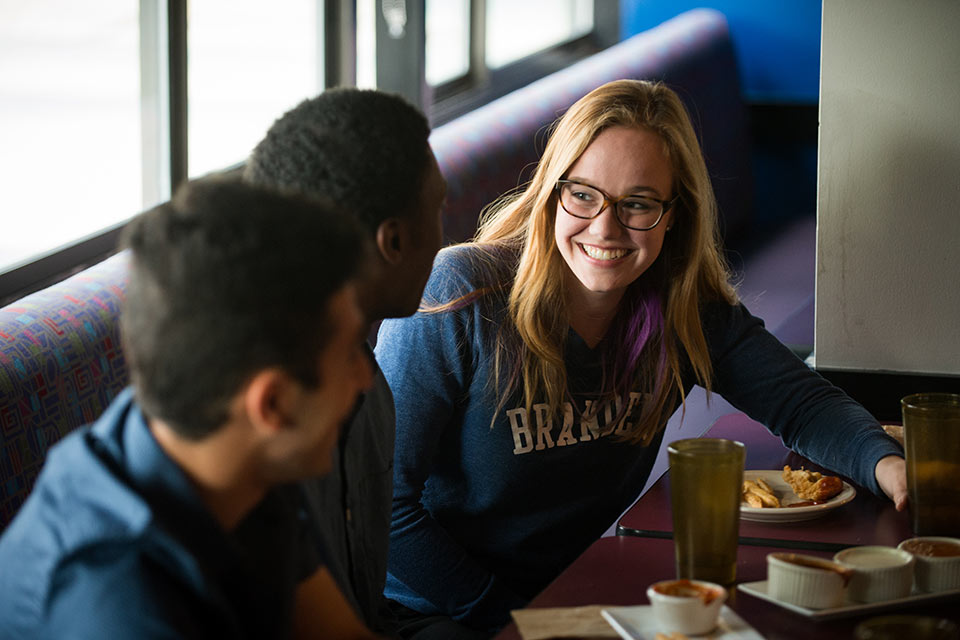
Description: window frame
xmin=0 ymin=0 xmax=187 ymax=306
xmin=0 ymin=0 xmax=616 ymax=306
xmin=379 ymin=0 xmax=619 ymax=126
xmin=430 ymin=0 xmax=616 ymax=125
xmin=0 ymin=0 xmax=332 ymax=305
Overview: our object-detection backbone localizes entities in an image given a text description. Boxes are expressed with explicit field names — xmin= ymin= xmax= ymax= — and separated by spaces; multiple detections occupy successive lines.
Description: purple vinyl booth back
xmin=0 ymin=9 xmax=753 ymax=531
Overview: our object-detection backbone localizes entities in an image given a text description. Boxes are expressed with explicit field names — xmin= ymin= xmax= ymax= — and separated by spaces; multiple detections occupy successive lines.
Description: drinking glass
xmin=902 ymin=393 xmax=960 ymax=536
xmin=668 ymin=438 xmax=745 ymax=584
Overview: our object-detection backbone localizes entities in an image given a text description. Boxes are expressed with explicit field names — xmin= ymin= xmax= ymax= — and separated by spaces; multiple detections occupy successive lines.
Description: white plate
xmin=601 ymin=605 xmax=764 ymax=640
xmin=737 ymin=580 xmax=960 ymax=621
xmin=740 ymin=469 xmax=856 ymax=522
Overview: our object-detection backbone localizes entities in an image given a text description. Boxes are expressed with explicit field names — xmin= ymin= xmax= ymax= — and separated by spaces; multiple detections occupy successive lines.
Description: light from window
xmin=0 ymin=1 xmax=140 ymax=273
xmin=187 ymin=0 xmax=321 ymax=178
xmin=486 ymin=0 xmax=593 ymax=69
xmin=425 ymin=0 xmax=470 ymax=86
xmin=356 ymin=0 xmax=377 ymax=88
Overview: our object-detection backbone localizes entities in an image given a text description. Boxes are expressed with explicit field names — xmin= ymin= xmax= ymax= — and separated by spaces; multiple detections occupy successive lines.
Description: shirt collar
xmin=118 ymin=397 xmax=210 ymax=521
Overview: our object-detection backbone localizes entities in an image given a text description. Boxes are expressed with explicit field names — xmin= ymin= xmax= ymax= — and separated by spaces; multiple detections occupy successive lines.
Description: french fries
xmin=757 ymin=477 xmax=776 ymax=495
xmin=742 ymin=477 xmax=781 ymax=508
xmin=742 ymin=466 xmax=845 ymax=509
xmin=742 ymin=491 xmax=764 ymax=508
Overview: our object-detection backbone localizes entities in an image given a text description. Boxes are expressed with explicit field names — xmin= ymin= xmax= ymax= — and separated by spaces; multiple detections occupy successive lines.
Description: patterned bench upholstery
xmin=0 ymin=8 xmax=756 ymax=532
xmin=0 ymin=252 xmax=130 ymax=529
xmin=431 ymin=8 xmax=752 ymax=246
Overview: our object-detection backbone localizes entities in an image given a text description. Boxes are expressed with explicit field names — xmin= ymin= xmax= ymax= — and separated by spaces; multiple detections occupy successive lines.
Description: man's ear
xmin=375 ymin=217 xmax=404 ymax=266
xmin=242 ymin=368 xmax=297 ymax=436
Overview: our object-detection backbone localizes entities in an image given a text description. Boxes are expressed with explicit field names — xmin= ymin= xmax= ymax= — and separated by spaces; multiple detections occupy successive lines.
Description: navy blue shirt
xmin=0 ymin=388 xmax=321 ymax=639
xmin=375 ymin=245 xmax=905 ymax=631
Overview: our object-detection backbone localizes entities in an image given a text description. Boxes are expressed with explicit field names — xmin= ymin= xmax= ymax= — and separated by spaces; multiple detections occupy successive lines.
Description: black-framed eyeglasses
xmin=555 ymin=179 xmax=678 ymax=231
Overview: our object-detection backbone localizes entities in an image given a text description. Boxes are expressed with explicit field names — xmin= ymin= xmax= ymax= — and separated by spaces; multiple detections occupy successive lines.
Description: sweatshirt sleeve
xmin=701 ymin=301 xmax=904 ymax=496
xmin=374 ymin=248 xmax=526 ymax=630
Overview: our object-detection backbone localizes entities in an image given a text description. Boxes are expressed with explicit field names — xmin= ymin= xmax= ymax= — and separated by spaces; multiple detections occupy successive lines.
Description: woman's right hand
xmin=875 ymin=454 xmax=908 ymax=511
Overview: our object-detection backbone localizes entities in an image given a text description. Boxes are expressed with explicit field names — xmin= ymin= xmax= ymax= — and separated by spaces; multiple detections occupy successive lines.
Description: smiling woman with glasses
xmin=372 ymin=79 xmax=907 ymax=638
xmin=555 ymin=178 xmax=678 ymax=230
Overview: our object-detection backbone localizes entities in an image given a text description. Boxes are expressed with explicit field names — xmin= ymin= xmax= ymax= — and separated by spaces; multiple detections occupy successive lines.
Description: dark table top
xmin=617 ymin=413 xmax=914 ymax=551
xmin=492 ymin=536 xmax=960 ymax=640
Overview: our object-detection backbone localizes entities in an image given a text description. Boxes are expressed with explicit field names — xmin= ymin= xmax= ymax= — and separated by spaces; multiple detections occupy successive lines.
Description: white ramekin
xmin=646 ymin=579 xmax=727 ymax=635
xmin=833 ymin=545 xmax=915 ymax=602
xmin=766 ymin=552 xmax=851 ymax=609
xmin=897 ymin=536 xmax=960 ymax=593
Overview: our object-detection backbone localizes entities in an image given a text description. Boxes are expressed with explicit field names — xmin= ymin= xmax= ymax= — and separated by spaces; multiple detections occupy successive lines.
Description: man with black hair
xmin=0 ymin=179 xmax=382 ymax=639
xmin=245 ymin=88 xmax=445 ymax=637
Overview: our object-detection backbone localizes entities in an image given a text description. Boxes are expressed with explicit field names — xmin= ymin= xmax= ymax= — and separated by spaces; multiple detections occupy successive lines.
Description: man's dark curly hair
xmin=244 ymin=88 xmax=431 ymax=232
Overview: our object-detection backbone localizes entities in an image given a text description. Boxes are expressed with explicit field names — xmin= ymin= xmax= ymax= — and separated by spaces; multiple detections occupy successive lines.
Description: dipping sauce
xmin=900 ymin=538 xmax=960 ymax=557
xmin=785 ymin=500 xmax=827 ymax=508
xmin=770 ymin=553 xmax=854 ymax=583
xmin=834 ymin=547 xmax=916 ymax=603
xmin=840 ymin=548 xmax=910 ymax=567
xmin=651 ymin=579 xmax=722 ymax=604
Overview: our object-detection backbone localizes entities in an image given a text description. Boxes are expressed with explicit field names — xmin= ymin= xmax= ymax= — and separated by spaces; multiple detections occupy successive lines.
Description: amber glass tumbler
xmin=668 ymin=438 xmax=745 ymax=584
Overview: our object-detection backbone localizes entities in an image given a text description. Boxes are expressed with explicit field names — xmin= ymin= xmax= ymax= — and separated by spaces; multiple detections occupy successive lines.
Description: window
xmin=0 ymin=1 xmax=325 ymax=303
xmin=422 ymin=0 xmax=609 ymax=125
xmin=423 ymin=0 xmax=596 ymax=87
xmin=187 ymin=0 xmax=321 ymax=178
xmin=1 ymin=0 xmax=612 ymax=303
xmin=425 ymin=0 xmax=469 ymax=86
xmin=356 ymin=0 xmax=377 ymax=88
xmin=0 ymin=2 xmax=141 ymax=274
xmin=485 ymin=0 xmax=593 ymax=69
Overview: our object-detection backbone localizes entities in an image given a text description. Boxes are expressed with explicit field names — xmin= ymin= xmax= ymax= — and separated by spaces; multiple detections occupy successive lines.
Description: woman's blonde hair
xmin=453 ymin=79 xmax=737 ymax=443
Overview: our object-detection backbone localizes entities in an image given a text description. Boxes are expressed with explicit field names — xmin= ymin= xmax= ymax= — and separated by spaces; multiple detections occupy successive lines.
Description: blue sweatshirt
xmin=375 ymin=245 xmax=903 ymax=631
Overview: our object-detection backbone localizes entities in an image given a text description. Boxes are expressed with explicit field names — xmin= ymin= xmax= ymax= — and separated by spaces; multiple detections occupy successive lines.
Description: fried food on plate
xmin=757 ymin=477 xmax=776 ymax=495
xmin=742 ymin=478 xmax=781 ymax=508
xmin=782 ymin=465 xmax=844 ymax=502
xmin=742 ymin=491 xmax=764 ymax=509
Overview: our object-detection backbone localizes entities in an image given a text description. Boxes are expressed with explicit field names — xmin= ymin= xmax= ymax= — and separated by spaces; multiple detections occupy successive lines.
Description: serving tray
xmin=737 ymin=580 xmax=960 ymax=620
xmin=601 ymin=605 xmax=764 ymax=640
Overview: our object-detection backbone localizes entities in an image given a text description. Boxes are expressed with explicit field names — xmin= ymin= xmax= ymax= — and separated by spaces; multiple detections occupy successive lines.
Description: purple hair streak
xmin=609 ymin=284 xmax=666 ymax=416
